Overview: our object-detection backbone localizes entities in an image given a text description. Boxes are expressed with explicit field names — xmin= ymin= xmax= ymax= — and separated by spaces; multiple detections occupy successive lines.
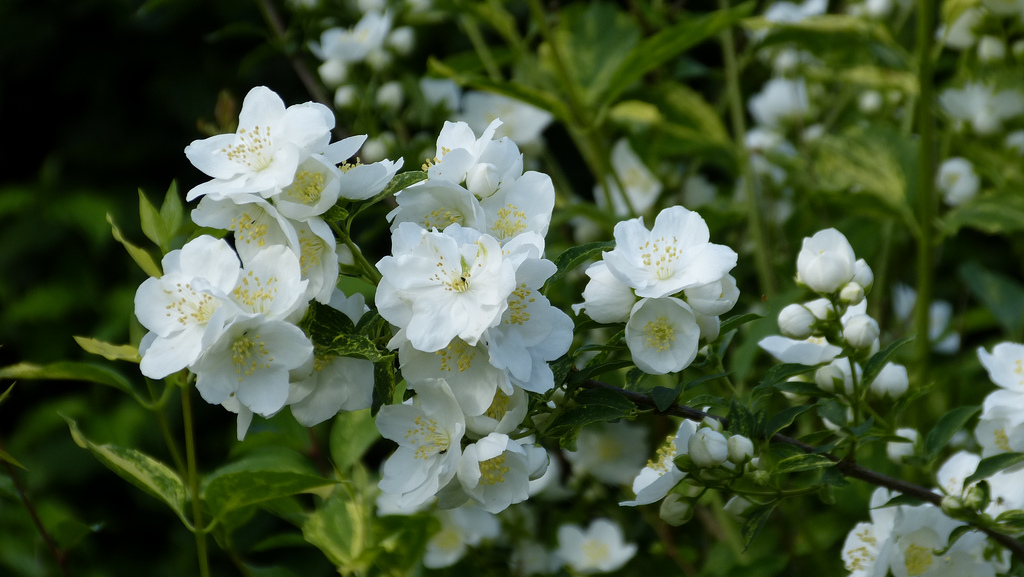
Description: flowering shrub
xmin=4 ymin=0 xmax=1024 ymax=576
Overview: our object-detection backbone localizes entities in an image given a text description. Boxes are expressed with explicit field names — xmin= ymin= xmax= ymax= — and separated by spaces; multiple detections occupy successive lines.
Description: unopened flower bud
xmin=871 ymin=363 xmax=909 ymax=399
xmin=839 ymin=282 xmax=865 ymax=305
xmin=659 ymin=493 xmax=694 ymax=526
xmin=387 ymin=26 xmax=415 ymax=55
xmin=978 ymin=35 xmax=1006 ymax=63
xmin=886 ymin=427 xmax=918 ymax=464
xmin=804 ymin=298 xmax=836 ymax=320
xmin=843 ymin=315 xmax=879 ymax=350
xmin=964 ymin=482 xmax=990 ymax=511
xmin=858 ymin=90 xmax=883 ymax=114
xmin=852 ymin=260 xmax=873 ymax=293
xmin=334 ymin=85 xmax=358 ymax=109
xmin=796 ymin=229 xmax=857 ymax=294
xmin=815 ymin=363 xmax=845 ymax=393
xmin=318 ymin=59 xmax=348 ymax=88
xmin=376 ymin=81 xmax=404 ymax=110
xmin=728 ymin=435 xmax=755 ymax=464
xmin=778 ymin=304 xmax=815 ymax=339
xmin=702 ymin=416 xmax=723 ymax=433
xmin=940 ymin=495 xmax=965 ymax=516
xmin=688 ymin=428 xmax=728 ymax=468
xmin=1013 ymin=40 xmax=1024 ymax=60
xmin=723 ymin=496 xmax=755 ymax=521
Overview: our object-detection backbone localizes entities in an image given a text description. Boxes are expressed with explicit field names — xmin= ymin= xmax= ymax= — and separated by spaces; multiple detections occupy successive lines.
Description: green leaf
xmin=322 ymin=204 xmax=350 ymax=223
xmin=305 ymin=301 xmax=357 ymax=349
xmin=719 ymin=313 xmax=764 ymax=337
xmin=773 ymin=453 xmax=835 ymax=474
xmin=741 ymin=503 xmax=776 ymax=550
xmin=63 ymin=415 xmax=189 ymax=526
xmin=606 ymin=3 xmax=754 ymax=107
xmin=139 ymin=182 xmax=183 ymax=255
xmin=107 ymin=213 xmax=162 ymax=278
xmin=964 ymin=453 xmax=1024 ymax=486
xmin=73 ymin=336 xmax=141 ymax=363
xmin=727 ymin=400 xmax=756 ymax=438
xmin=816 ymin=398 xmax=849 ymax=428
xmin=877 ymin=494 xmax=927 ymax=508
xmin=371 ymin=356 xmax=397 ymax=416
xmin=752 ymin=363 xmax=817 ymax=397
xmin=995 ymin=509 xmax=1024 ymax=534
xmin=0 ymin=361 xmax=139 ymax=400
xmin=941 ymin=191 xmax=1024 ymax=236
xmin=159 ymin=181 xmax=183 ymax=244
xmin=958 ymin=261 xmax=1024 ymax=337
xmin=860 ymin=337 xmax=914 ymax=389
xmin=684 ymin=371 xmax=731 ymax=392
xmin=0 ymin=383 xmax=13 ymax=408
xmin=765 ymin=405 xmax=814 ymax=439
xmin=552 ymin=1 xmax=640 ymax=108
xmin=138 ymin=188 xmax=165 ymax=250
xmin=302 ymin=486 xmax=374 ymax=574
xmin=651 ymin=385 xmax=681 ymax=412
xmin=326 ymin=333 xmax=387 ymax=362
xmin=329 ymin=409 xmax=380 ymax=472
xmin=203 ymin=451 xmax=336 ymax=521
xmin=925 ymin=405 xmax=981 ymax=460
xmin=545 ymin=388 xmax=637 ymax=450
xmin=546 ymin=240 xmax=615 ymax=289
xmin=0 ymin=448 xmax=26 ymax=470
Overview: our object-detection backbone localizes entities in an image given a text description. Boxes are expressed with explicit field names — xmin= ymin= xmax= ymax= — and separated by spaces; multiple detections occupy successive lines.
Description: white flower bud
xmin=977 ymin=35 xmax=1006 ymax=63
xmin=466 ymin=163 xmax=501 ymax=197
xmin=865 ymin=0 xmax=893 ymax=17
xmin=365 ymin=48 xmax=393 ymax=71
xmin=688 ymin=428 xmax=728 ymax=468
xmin=778 ymin=304 xmax=816 ymax=339
xmin=318 ymin=59 xmax=348 ymax=88
xmin=839 ymin=282 xmax=865 ymax=305
xmin=815 ymin=362 xmax=845 ymax=393
xmin=843 ymin=314 xmax=879 ymax=350
xmin=1006 ymin=130 xmax=1024 ymax=155
xmin=870 ymin=362 xmax=909 ymax=399
xmin=387 ymin=26 xmax=415 ymax=55
xmin=796 ymin=229 xmax=857 ymax=294
xmin=376 ymin=81 xmax=404 ymax=110
xmin=727 ymin=435 xmax=754 ymax=464
xmin=334 ymin=85 xmax=358 ymax=108
xmin=858 ymin=90 xmax=883 ymax=114
xmin=702 ymin=416 xmax=723 ymax=433
xmin=723 ymin=496 xmax=755 ymax=522
xmin=1013 ymin=39 xmax=1024 ymax=60
xmin=886 ymin=427 xmax=918 ymax=464
xmin=804 ymin=298 xmax=836 ymax=320
xmin=852 ymin=259 xmax=873 ymax=293
xmin=659 ymin=493 xmax=694 ymax=526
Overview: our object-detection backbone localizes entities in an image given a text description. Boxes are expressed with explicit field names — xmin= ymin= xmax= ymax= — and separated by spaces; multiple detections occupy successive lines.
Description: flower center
xmin=638 ymin=236 xmax=680 ymax=280
xmin=485 ymin=389 xmax=512 ymax=421
xmin=479 ymin=454 xmax=510 ymax=485
xmin=436 ymin=339 xmax=475 ymax=373
xmin=283 ymin=170 xmax=326 ymax=205
xmin=492 ymin=203 xmax=527 ymax=240
xmin=646 ymin=434 xmax=677 ymax=473
xmin=643 ymin=317 xmax=676 ymax=352
xmin=506 ymin=284 xmax=533 ymax=325
xmin=407 ymin=415 xmax=451 ymax=459
xmin=232 ymin=270 xmax=281 ymax=314
xmin=995 ymin=427 xmax=1011 ymax=452
xmin=231 ymin=332 xmax=273 ymax=381
xmin=582 ymin=539 xmax=610 ymax=565
xmin=164 ymin=283 xmax=219 ymax=327
xmin=903 ymin=544 xmax=933 ymax=576
xmin=432 ymin=527 xmax=462 ymax=552
xmin=223 ymin=125 xmax=274 ymax=171
xmin=423 ymin=208 xmax=463 ymax=230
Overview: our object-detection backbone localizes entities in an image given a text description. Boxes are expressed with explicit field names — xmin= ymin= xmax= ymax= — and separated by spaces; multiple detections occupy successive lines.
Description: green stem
xmin=718 ymin=0 xmax=776 ymax=297
xmin=331 ymin=222 xmax=382 ymax=285
xmin=146 ymin=378 xmax=186 ymax=477
xmin=460 ymin=14 xmax=503 ymax=81
xmin=181 ymin=387 xmax=210 ymax=577
xmin=913 ymin=0 xmax=936 ymax=381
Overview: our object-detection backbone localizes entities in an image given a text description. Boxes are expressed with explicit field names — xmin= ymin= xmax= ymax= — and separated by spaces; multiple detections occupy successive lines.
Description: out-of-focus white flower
xmin=796 ymin=228 xmax=857 ymax=294
xmin=556 ymin=519 xmax=637 ymax=574
xmin=311 ymin=11 xmax=392 ymax=65
xmin=682 ymin=174 xmax=717 ymax=208
xmin=759 ymin=335 xmax=841 ymax=365
xmin=871 ymin=363 xmax=909 ymax=399
xmin=334 ymin=85 xmax=357 ymax=109
xmin=940 ymin=82 xmax=1024 ymax=135
xmin=763 ymin=0 xmax=827 ymax=23
xmin=1005 ymin=130 xmax=1024 ymax=154
xmin=564 ymin=421 xmax=647 ymax=485
xmin=420 ymin=78 xmax=462 ymax=112
xmin=748 ymin=77 xmax=812 ymax=129
xmin=886 ymin=427 xmax=918 ymax=464
xmin=858 ymin=90 xmax=883 ymax=114
xmin=620 ymin=419 xmax=698 ymax=506
xmin=936 ymin=157 xmax=980 ymax=206
xmin=978 ymin=35 xmax=1007 ymax=62
xmin=937 ymin=7 xmax=983 ymax=50
xmin=458 ymin=91 xmax=553 ymax=148
xmin=317 ymin=59 xmax=348 ymax=87
xmin=376 ymin=80 xmax=404 ymax=110
xmin=423 ymin=505 xmax=501 ymax=569
xmin=892 ymin=283 xmax=960 ymax=354
xmin=595 ymin=138 xmax=663 ymax=216
xmin=387 ymin=26 xmax=415 ymax=55
xmin=457 ymin=433 xmax=532 ymax=513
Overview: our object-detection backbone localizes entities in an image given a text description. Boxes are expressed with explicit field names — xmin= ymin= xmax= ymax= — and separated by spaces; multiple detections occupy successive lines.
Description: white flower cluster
xmin=975 ymin=342 xmax=1024 ymax=455
xmin=374 ymin=119 xmax=571 ymax=514
xmin=842 ymin=487 xmax=1010 ymax=577
xmin=135 ymin=86 xmax=402 ymax=438
xmin=573 ymin=206 xmax=739 ymax=374
xmin=759 ymin=228 xmax=910 ymax=401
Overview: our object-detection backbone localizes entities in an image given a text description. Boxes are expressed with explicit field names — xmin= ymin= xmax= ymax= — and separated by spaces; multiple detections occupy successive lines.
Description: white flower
xmin=940 ymin=82 xmax=1024 ymax=135
xmin=815 ymin=358 xmax=861 ymax=395
xmin=763 ymin=0 xmax=827 ymax=23
xmin=191 ymin=194 xmax=300 ymax=265
xmin=427 ymin=120 xmax=523 ymax=194
xmin=293 ymin=218 xmax=339 ymax=304
xmin=135 ymin=236 xmax=241 ymax=379
xmin=759 ymin=335 xmax=841 ymax=365
xmin=843 ymin=314 xmax=879 ymax=350
xmin=683 ymin=274 xmax=739 ymax=316
xmin=892 ymin=284 xmax=959 ymax=354
xmin=480 ymin=171 xmax=556 ymax=243
xmin=565 ymin=421 xmax=647 ymax=485
xmin=688 ymin=427 xmax=729 ymax=468
xmin=458 ymin=91 xmax=553 ymax=148
xmin=796 ymin=228 xmax=857 ymax=294
xmin=376 ymin=378 xmax=466 ymax=510
xmin=375 ymin=80 xmax=404 ymax=110
xmin=311 ymin=11 xmax=392 ymax=65
xmin=423 ymin=504 xmax=501 ymax=569
xmin=936 ymin=157 xmax=980 ymax=206
xmin=288 ymin=291 xmax=373 ymax=426
xmin=420 ymin=78 xmax=462 ymax=112
xmin=1005 ymin=130 xmax=1024 ymax=154
xmin=185 ymin=86 xmax=334 ymax=201
xmin=465 ymin=386 xmax=529 ymax=438
xmin=556 ymin=519 xmax=637 ymax=574
xmin=976 ymin=390 xmax=1024 ymax=455
xmin=625 ymin=297 xmax=702 ymax=375
xmin=871 ymin=363 xmax=909 ymax=399
xmin=620 ymin=419 xmax=698 ymax=506
xmin=273 ymin=145 xmax=352 ymax=220
xmin=728 ymin=434 xmax=755 ymax=464
xmin=603 ymin=206 xmax=738 ymax=299
xmin=886 ymin=428 xmax=918 ymax=464
xmin=387 ymin=178 xmax=486 ymax=231
xmin=229 ymin=245 xmax=309 ymax=323
xmin=595 ymin=138 xmax=663 ymax=216
xmin=573 ymin=261 xmax=637 ymax=323
xmin=457 ymin=433 xmax=532 ymax=513
xmin=938 ymin=7 xmax=983 ymax=49
xmin=192 ymin=315 xmax=314 ymax=424
xmin=376 ymin=223 xmax=516 ymax=352
xmin=978 ymin=35 xmax=1007 ymax=62
xmin=748 ymin=77 xmax=811 ymax=129
xmin=978 ymin=342 xmax=1024 ymax=392
xmin=778 ymin=303 xmax=817 ymax=339
xmin=398 ymin=337 xmax=509 ymax=417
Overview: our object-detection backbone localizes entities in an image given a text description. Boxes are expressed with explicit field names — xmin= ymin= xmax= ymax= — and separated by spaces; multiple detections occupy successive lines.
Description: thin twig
xmin=577 ymin=378 xmax=1024 ymax=561
xmin=1 ymin=451 xmax=70 ymax=577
